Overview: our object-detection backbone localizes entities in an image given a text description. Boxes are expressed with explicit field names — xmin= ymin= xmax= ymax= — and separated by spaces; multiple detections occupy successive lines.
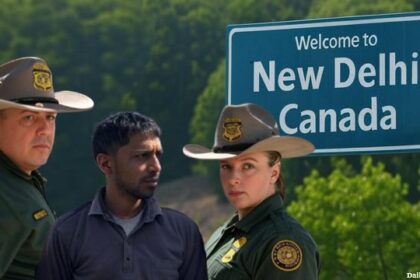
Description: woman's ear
xmin=270 ymin=161 xmax=281 ymax=183
xmin=96 ymin=153 xmax=113 ymax=175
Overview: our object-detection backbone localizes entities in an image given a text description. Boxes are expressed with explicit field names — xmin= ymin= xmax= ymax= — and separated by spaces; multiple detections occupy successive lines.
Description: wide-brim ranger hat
xmin=183 ymin=103 xmax=315 ymax=160
xmin=0 ymin=57 xmax=94 ymax=112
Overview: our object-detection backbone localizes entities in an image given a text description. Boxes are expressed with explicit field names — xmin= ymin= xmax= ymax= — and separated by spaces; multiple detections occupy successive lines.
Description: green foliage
xmin=289 ymin=157 xmax=420 ymax=279
xmin=308 ymin=0 xmax=413 ymax=18
xmin=188 ymin=60 xmax=225 ymax=195
xmin=190 ymin=60 xmax=225 ymax=158
xmin=226 ymin=0 xmax=301 ymax=23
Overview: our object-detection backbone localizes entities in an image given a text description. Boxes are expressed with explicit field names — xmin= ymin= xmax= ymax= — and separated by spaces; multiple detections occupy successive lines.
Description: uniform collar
xmin=0 ymin=150 xmax=46 ymax=189
xmin=206 ymin=194 xmax=284 ymax=257
xmin=232 ymin=193 xmax=284 ymax=233
xmin=89 ymin=187 xmax=162 ymax=222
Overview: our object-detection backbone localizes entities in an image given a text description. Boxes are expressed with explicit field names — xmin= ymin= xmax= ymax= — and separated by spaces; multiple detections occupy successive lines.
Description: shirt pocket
xmin=152 ymin=260 xmax=179 ymax=280
xmin=209 ymin=258 xmax=250 ymax=280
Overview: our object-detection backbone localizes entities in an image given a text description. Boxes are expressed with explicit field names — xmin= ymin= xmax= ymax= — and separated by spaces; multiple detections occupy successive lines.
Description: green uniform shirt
xmin=206 ymin=193 xmax=320 ymax=279
xmin=0 ymin=152 xmax=55 ymax=279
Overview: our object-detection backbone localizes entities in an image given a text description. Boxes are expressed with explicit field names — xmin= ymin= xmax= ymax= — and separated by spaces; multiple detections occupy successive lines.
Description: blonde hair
xmin=266 ymin=151 xmax=285 ymax=199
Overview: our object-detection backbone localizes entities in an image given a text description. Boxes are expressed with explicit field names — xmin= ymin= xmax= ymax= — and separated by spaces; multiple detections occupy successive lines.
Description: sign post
xmin=227 ymin=12 xmax=420 ymax=155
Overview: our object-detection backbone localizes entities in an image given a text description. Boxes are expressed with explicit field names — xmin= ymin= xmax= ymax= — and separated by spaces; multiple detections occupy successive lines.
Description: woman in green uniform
xmin=183 ymin=103 xmax=320 ymax=279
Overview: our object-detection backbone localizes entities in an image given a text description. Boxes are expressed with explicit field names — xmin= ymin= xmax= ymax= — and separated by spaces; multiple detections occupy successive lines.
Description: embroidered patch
xmin=223 ymin=118 xmax=242 ymax=142
xmin=271 ymin=240 xmax=302 ymax=272
xmin=33 ymin=209 xmax=48 ymax=221
xmin=32 ymin=63 xmax=52 ymax=91
xmin=221 ymin=236 xmax=247 ymax=263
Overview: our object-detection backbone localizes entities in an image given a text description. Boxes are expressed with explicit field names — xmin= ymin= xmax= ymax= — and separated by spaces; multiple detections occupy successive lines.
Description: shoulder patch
xmin=271 ymin=240 xmax=302 ymax=272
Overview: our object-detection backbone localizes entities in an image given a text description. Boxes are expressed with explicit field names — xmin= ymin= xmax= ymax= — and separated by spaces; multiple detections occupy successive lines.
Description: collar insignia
xmin=221 ymin=236 xmax=247 ymax=263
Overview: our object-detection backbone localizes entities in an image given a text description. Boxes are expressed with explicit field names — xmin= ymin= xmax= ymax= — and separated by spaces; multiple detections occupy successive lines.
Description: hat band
xmin=11 ymin=97 xmax=59 ymax=105
xmin=213 ymin=143 xmax=254 ymax=153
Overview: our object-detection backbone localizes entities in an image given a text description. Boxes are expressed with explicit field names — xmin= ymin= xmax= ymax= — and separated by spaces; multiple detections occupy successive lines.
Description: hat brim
xmin=183 ymin=136 xmax=314 ymax=160
xmin=0 ymin=91 xmax=94 ymax=113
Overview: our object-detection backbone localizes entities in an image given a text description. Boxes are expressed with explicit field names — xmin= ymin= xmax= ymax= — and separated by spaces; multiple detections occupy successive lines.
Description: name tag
xmin=33 ymin=209 xmax=48 ymax=221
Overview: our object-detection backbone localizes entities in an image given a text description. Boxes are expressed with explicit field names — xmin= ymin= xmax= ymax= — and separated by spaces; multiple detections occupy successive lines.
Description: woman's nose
xmin=227 ymin=171 xmax=240 ymax=185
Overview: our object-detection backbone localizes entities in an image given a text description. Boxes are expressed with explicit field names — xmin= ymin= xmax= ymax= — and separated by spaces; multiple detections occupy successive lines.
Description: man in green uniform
xmin=0 ymin=57 xmax=94 ymax=279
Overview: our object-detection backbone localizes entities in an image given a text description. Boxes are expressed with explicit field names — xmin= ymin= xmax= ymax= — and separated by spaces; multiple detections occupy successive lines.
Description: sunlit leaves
xmin=289 ymin=157 xmax=420 ymax=279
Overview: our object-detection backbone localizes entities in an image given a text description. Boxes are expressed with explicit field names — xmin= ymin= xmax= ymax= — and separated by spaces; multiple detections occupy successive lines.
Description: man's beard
xmin=115 ymin=175 xmax=158 ymax=200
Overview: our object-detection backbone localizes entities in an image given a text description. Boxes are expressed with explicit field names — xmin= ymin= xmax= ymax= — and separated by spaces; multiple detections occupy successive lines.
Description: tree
xmin=188 ymin=59 xmax=226 ymax=196
xmin=226 ymin=0 xmax=313 ymax=24
xmin=288 ymin=157 xmax=420 ymax=279
xmin=308 ymin=0 xmax=413 ymax=18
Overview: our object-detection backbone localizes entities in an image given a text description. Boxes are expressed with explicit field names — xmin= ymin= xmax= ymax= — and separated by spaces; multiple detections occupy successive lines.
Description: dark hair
xmin=266 ymin=151 xmax=285 ymax=200
xmin=92 ymin=111 xmax=161 ymax=159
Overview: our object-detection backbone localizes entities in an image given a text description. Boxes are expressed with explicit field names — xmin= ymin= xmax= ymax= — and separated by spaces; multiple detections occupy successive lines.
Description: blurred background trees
xmin=1 ymin=0 xmax=419 ymax=277
xmin=289 ymin=157 xmax=420 ymax=279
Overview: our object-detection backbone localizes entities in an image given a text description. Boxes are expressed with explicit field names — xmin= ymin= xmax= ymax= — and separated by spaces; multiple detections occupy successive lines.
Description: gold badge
xmin=271 ymin=240 xmax=302 ymax=272
xmin=33 ymin=209 xmax=48 ymax=221
xmin=221 ymin=236 xmax=247 ymax=263
xmin=223 ymin=118 xmax=242 ymax=142
xmin=33 ymin=63 xmax=52 ymax=91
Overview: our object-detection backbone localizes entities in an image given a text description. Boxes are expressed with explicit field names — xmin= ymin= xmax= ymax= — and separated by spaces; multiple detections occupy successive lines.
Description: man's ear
xmin=96 ymin=153 xmax=113 ymax=175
